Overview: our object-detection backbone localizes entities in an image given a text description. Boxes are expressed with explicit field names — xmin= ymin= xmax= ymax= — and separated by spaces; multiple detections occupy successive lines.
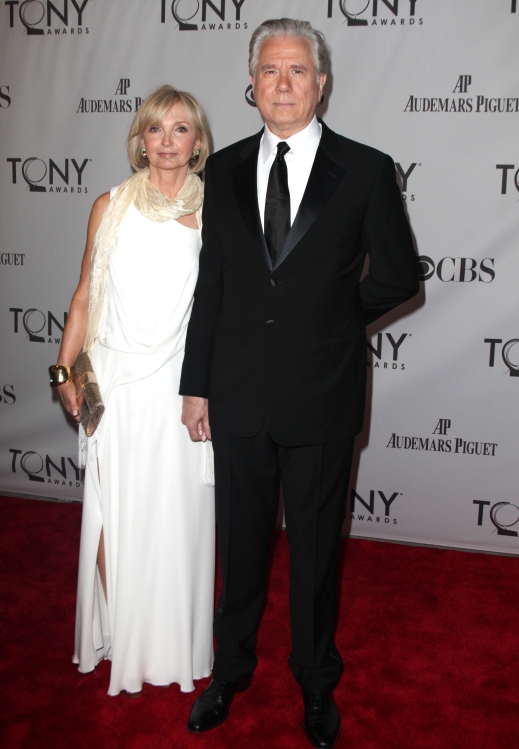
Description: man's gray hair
xmin=249 ymin=18 xmax=329 ymax=82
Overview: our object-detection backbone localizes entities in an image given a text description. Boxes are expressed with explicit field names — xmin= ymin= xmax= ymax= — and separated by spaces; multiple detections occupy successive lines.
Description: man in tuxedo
xmin=180 ymin=18 xmax=419 ymax=748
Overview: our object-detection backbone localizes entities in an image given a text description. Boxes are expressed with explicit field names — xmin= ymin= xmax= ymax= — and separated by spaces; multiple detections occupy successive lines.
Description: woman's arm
xmin=55 ymin=192 xmax=110 ymax=420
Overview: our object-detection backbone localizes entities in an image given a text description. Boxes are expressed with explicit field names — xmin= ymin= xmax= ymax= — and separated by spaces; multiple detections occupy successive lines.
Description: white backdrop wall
xmin=1 ymin=0 xmax=518 ymax=554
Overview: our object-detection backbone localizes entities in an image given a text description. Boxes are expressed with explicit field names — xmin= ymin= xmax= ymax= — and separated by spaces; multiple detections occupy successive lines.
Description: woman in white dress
xmin=51 ymin=85 xmax=215 ymax=696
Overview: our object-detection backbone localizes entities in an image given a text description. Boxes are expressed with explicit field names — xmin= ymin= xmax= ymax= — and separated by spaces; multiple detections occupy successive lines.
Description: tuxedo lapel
xmin=232 ymin=132 xmax=273 ymax=271
xmin=273 ymin=122 xmax=345 ymax=271
xmin=230 ymin=123 xmax=346 ymax=273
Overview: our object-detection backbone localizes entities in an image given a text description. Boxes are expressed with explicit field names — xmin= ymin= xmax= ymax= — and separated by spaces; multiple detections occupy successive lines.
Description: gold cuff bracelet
xmin=49 ymin=364 xmax=73 ymax=387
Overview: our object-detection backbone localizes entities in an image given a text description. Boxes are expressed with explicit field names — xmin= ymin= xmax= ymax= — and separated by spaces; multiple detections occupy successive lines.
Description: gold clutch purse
xmin=73 ymin=350 xmax=105 ymax=437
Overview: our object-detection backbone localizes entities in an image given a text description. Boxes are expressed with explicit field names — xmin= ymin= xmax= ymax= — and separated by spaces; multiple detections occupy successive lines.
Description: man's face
xmin=251 ymin=35 xmax=326 ymax=139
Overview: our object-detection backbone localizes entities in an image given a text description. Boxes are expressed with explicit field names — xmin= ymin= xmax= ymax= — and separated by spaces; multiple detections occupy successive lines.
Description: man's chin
xmin=271 ymin=105 xmax=296 ymax=115
xmin=267 ymin=111 xmax=299 ymax=127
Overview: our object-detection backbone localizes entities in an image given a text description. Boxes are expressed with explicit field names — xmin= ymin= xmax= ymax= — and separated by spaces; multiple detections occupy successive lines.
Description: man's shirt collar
xmin=261 ymin=116 xmax=322 ymax=164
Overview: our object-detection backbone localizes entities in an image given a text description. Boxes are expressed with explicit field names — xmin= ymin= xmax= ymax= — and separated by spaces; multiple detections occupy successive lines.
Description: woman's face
xmin=139 ymin=102 xmax=201 ymax=175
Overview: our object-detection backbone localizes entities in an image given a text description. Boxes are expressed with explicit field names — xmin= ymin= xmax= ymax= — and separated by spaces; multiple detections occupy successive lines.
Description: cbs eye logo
xmin=245 ymin=84 xmax=256 ymax=107
xmin=418 ymin=256 xmax=495 ymax=283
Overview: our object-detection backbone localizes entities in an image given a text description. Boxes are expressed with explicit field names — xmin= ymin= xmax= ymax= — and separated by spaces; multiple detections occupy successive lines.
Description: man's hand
xmin=181 ymin=396 xmax=211 ymax=442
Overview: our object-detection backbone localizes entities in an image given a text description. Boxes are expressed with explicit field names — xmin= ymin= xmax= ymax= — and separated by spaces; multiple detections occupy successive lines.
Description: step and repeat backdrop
xmin=0 ymin=1 xmax=517 ymax=554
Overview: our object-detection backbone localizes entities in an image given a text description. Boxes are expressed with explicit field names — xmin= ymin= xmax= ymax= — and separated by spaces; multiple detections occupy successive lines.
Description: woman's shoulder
xmin=96 ymin=190 xmax=111 ymax=207
xmin=85 ymin=191 xmax=111 ymax=241
xmin=93 ymin=185 xmax=121 ymax=207
xmin=90 ymin=191 xmax=111 ymax=221
xmin=94 ymin=181 xmax=127 ymax=210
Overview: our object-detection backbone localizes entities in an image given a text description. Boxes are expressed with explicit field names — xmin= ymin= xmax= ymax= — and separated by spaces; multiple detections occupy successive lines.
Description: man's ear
xmin=318 ymin=73 xmax=327 ymax=101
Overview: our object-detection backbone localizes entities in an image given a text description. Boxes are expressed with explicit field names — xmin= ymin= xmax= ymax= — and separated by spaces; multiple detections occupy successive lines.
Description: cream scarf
xmin=84 ymin=167 xmax=204 ymax=352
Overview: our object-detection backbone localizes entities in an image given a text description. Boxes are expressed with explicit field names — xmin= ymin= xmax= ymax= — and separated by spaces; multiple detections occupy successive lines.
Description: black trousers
xmin=211 ymin=427 xmax=355 ymax=692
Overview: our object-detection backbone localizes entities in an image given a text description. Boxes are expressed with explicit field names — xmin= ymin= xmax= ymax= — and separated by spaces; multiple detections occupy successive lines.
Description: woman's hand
xmin=57 ymin=382 xmax=81 ymax=422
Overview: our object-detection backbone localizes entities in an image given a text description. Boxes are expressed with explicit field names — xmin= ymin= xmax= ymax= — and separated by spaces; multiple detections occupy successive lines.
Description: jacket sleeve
xmin=179 ymin=158 xmax=223 ymax=397
xmin=359 ymin=153 xmax=419 ymax=325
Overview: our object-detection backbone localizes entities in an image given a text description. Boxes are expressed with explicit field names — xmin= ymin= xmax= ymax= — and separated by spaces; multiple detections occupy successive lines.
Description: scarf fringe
xmin=78 ymin=423 xmax=88 ymax=470
xmin=203 ymin=441 xmax=215 ymax=487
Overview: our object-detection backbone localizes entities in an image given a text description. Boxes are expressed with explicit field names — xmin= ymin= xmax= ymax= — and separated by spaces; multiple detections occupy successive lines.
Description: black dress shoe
xmin=187 ymin=677 xmax=251 ymax=732
xmin=302 ymin=691 xmax=341 ymax=748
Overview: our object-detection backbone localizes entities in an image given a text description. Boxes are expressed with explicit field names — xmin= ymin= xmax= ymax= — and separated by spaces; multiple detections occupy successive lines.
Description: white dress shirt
xmin=257 ymin=116 xmax=322 ymax=230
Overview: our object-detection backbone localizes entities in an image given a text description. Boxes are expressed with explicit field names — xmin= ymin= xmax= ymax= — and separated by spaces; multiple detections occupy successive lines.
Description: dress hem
xmin=106 ymin=670 xmax=213 ymax=697
xmin=73 ymin=657 xmax=213 ymax=696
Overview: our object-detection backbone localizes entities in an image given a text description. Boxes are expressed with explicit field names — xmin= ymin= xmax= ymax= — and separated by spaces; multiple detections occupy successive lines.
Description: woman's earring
xmin=192 ymin=147 xmax=201 ymax=159
xmin=140 ymin=146 xmax=147 ymax=159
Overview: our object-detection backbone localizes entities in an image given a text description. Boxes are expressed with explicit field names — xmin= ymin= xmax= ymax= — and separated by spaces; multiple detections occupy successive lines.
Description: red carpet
xmin=1 ymin=495 xmax=519 ymax=749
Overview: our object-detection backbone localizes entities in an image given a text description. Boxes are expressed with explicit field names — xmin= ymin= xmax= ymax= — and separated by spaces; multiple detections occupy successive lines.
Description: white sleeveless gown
xmin=73 ymin=194 xmax=215 ymax=696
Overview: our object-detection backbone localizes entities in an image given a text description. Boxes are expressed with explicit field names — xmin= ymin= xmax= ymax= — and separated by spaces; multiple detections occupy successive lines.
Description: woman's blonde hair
xmin=127 ymin=84 xmax=211 ymax=173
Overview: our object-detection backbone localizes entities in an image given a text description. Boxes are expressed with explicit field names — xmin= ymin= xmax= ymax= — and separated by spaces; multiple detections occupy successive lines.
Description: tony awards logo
xmin=496 ymin=164 xmax=519 ymax=194
xmin=10 ymin=448 xmax=82 ymax=487
xmin=485 ymin=338 xmax=519 ymax=377
xmin=396 ymin=162 xmax=419 ymax=201
xmin=4 ymin=0 xmax=91 ymax=36
xmin=6 ymin=157 xmax=90 ymax=194
xmin=349 ymin=488 xmax=400 ymax=525
xmin=9 ymin=307 xmax=68 ymax=344
xmin=327 ymin=0 xmax=422 ymax=27
xmin=161 ymin=0 xmax=248 ymax=31
xmin=474 ymin=500 xmax=519 ymax=538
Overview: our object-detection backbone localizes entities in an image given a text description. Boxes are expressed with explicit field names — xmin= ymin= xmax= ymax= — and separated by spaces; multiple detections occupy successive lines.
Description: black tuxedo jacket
xmin=180 ymin=121 xmax=419 ymax=445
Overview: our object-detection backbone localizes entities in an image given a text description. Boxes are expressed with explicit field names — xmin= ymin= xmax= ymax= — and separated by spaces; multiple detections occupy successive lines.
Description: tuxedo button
xmin=266 ymin=320 xmax=275 ymax=327
xmin=269 ymin=278 xmax=277 ymax=287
